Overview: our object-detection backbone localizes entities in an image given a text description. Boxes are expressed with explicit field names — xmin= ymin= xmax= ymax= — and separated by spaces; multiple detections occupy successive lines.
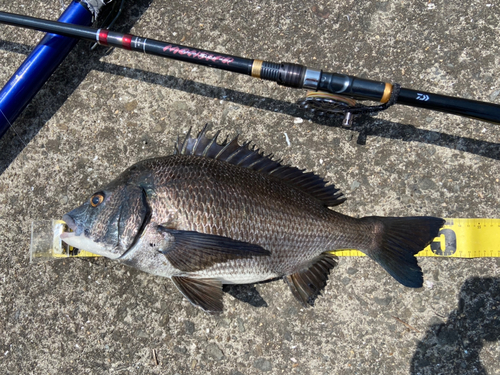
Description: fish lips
xmin=62 ymin=214 xmax=81 ymax=235
xmin=60 ymin=213 xmax=121 ymax=259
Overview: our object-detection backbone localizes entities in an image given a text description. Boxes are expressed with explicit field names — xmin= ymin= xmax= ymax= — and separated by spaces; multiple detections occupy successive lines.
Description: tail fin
xmin=360 ymin=216 xmax=445 ymax=288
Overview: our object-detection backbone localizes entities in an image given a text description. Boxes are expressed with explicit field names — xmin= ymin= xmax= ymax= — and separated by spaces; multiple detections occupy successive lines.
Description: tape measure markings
xmin=33 ymin=218 xmax=500 ymax=260
xmin=333 ymin=218 xmax=500 ymax=258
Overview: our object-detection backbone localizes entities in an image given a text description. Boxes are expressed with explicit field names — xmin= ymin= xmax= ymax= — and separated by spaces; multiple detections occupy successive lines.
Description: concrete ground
xmin=1 ymin=0 xmax=499 ymax=374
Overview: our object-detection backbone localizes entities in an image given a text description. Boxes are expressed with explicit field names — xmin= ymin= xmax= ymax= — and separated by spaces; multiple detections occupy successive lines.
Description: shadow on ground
xmin=223 ymin=284 xmax=269 ymax=308
xmin=411 ymin=277 xmax=500 ymax=375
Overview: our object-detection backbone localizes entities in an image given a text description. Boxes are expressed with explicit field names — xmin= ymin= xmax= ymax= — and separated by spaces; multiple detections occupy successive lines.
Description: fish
xmin=61 ymin=125 xmax=445 ymax=313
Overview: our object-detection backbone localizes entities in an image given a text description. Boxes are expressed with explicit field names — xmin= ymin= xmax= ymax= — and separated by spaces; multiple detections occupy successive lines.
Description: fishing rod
xmin=1 ymin=10 xmax=500 ymax=128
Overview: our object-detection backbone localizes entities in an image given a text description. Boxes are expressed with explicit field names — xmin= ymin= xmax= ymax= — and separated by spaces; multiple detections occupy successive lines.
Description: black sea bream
xmin=61 ymin=126 xmax=444 ymax=313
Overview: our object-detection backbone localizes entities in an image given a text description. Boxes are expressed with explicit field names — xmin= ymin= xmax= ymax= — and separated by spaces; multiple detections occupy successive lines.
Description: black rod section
xmin=397 ymin=88 xmax=500 ymax=124
xmin=1 ymin=10 xmax=499 ymax=124
xmin=317 ymin=72 xmax=388 ymax=101
xmin=0 ymin=10 xmax=97 ymax=40
xmin=0 ymin=11 xmax=253 ymax=75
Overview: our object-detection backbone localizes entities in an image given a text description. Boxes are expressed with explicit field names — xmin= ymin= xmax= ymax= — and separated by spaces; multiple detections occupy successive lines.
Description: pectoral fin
xmin=171 ymin=276 xmax=223 ymax=314
xmin=157 ymin=226 xmax=270 ymax=272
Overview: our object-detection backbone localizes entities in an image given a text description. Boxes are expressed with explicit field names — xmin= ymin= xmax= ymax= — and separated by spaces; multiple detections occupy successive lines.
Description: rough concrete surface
xmin=0 ymin=1 xmax=499 ymax=374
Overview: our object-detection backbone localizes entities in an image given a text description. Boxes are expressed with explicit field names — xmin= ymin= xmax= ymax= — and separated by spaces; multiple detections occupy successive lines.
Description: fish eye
xmin=90 ymin=192 xmax=105 ymax=207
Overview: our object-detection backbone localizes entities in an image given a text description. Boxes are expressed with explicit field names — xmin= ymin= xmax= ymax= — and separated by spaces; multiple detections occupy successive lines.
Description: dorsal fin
xmin=174 ymin=124 xmax=346 ymax=207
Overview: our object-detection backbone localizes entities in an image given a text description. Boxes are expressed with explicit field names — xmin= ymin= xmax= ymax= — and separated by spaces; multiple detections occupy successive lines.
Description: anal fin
xmin=171 ymin=276 xmax=223 ymax=314
xmin=284 ymin=253 xmax=338 ymax=307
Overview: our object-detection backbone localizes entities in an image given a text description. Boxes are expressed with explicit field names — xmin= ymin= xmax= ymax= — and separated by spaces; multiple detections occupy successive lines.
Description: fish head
xmin=61 ymin=176 xmax=150 ymax=259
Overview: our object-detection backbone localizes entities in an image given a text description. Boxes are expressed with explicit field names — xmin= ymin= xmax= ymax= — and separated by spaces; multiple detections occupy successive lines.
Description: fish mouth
xmin=60 ymin=213 xmax=85 ymax=240
xmin=60 ymin=214 xmax=76 ymax=242
xmin=62 ymin=214 xmax=77 ymax=232
xmin=60 ymin=213 xmax=120 ymax=259
xmin=59 ymin=230 xmax=76 ymax=243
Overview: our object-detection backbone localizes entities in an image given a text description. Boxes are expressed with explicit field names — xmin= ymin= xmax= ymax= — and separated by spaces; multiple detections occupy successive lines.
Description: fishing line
xmin=0 ymin=108 xmax=27 ymax=147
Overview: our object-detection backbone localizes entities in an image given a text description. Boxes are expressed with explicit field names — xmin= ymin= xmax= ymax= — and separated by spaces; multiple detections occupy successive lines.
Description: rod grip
xmin=260 ymin=62 xmax=306 ymax=88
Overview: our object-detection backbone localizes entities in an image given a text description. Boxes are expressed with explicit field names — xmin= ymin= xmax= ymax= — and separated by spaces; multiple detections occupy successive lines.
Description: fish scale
xmin=61 ymin=126 xmax=444 ymax=313
xmin=145 ymin=156 xmax=337 ymax=277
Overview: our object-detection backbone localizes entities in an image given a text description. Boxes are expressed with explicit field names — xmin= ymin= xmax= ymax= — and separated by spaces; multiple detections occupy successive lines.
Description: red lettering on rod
xmin=162 ymin=45 xmax=234 ymax=64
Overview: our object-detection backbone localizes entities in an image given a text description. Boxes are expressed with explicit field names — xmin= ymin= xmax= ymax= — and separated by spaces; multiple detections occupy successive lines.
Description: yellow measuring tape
xmin=30 ymin=218 xmax=499 ymax=262
xmin=333 ymin=218 xmax=500 ymax=258
xmin=30 ymin=220 xmax=98 ymax=262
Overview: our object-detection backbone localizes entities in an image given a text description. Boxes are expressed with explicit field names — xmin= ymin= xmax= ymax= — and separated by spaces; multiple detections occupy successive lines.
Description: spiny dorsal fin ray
xmin=174 ymin=124 xmax=345 ymax=207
